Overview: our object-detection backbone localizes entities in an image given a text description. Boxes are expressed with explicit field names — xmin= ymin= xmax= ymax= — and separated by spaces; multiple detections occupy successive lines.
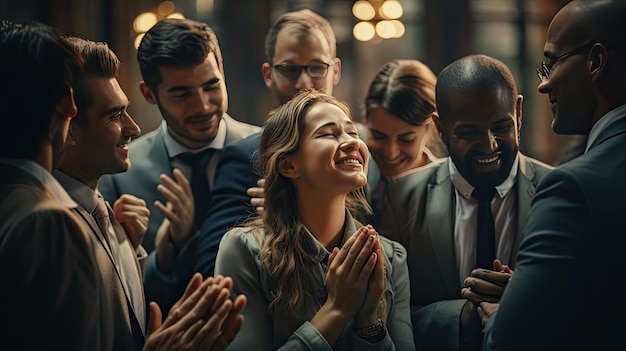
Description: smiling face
xmin=287 ymin=102 xmax=368 ymax=194
xmin=64 ymin=76 xmax=141 ymax=182
xmin=141 ymin=53 xmax=227 ymax=149
xmin=537 ymin=5 xmax=596 ymax=135
xmin=366 ymin=107 xmax=431 ymax=177
xmin=436 ymin=87 xmax=521 ymax=188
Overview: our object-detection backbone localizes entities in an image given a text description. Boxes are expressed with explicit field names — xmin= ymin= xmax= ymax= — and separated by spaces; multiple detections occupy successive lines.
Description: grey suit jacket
xmin=378 ymin=153 xmax=553 ymax=351
xmin=99 ymin=113 xmax=260 ymax=253
xmin=0 ymin=163 xmax=113 ymax=351
xmin=57 ymin=169 xmax=146 ymax=351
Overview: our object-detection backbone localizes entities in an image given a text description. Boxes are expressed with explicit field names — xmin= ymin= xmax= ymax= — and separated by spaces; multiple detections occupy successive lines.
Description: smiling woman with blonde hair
xmin=215 ymin=89 xmax=414 ymax=350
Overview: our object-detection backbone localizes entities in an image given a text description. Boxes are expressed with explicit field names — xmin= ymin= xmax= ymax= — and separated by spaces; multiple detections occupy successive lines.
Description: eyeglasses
xmin=536 ymin=43 xmax=594 ymax=82
xmin=273 ymin=61 xmax=335 ymax=82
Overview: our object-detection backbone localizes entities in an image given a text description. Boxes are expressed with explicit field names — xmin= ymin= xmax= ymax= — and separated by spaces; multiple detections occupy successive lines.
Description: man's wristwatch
xmin=355 ymin=319 xmax=386 ymax=343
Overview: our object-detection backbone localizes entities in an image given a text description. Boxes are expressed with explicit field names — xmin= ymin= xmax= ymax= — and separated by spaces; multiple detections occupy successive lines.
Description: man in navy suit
xmin=474 ymin=1 xmax=626 ymax=349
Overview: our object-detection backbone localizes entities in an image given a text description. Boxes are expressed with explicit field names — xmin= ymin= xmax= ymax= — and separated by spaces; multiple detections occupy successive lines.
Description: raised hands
xmin=154 ymin=168 xmax=196 ymax=272
xmin=113 ymin=193 xmax=150 ymax=250
xmin=144 ymin=273 xmax=247 ymax=351
xmin=311 ymin=225 xmax=385 ymax=345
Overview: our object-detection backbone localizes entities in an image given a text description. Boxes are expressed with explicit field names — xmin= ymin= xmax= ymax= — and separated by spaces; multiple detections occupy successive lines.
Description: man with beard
xmin=99 ymin=18 xmax=260 ymax=315
xmin=378 ymin=54 xmax=553 ymax=351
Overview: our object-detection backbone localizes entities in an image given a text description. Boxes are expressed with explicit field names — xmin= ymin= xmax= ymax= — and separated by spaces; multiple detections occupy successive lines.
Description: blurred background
xmin=1 ymin=0 xmax=582 ymax=165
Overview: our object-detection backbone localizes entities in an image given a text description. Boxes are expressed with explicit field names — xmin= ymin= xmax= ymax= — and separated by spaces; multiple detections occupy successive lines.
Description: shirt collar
xmin=585 ymin=104 xmax=626 ymax=154
xmin=161 ymin=118 xmax=227 ymax=158
xmin=449 ymin=154 xmax=519 ymax=200
xmin=302 ymin=209 xmax=358 ymax=264
xmin=53 ymin=170 xmax=99 ymax=214
xmin=0 ymin=158 xmax=77 ymax=208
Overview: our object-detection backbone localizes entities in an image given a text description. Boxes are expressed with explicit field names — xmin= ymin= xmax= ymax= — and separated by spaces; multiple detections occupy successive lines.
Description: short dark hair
xmin=64 ymin=36 xmax=120 ymax=124
xmin=436 ymin=54 xmax=518 ymax=123
xmin=264 ymin=9 xmax=336 ymax=63
xmin=137 ymin=18 xmax=223 ymax=93
xmin=0 ymin=20 xmax=82 ymax=159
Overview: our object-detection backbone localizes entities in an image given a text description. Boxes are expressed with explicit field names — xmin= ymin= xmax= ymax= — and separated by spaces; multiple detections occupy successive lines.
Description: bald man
xmin=476 ymin=1 xmax=626 ymax=349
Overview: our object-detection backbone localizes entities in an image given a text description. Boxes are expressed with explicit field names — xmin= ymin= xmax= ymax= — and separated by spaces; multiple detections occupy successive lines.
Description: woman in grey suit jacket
xmin=215 ymin=90 xmax=414 ymax=350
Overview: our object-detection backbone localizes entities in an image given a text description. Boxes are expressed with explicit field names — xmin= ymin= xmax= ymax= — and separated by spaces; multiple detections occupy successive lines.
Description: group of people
xmin=1 ymin=0 xmax=625 ymax=350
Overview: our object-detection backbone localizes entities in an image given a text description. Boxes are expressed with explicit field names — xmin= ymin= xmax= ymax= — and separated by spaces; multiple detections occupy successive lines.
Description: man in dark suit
xmin=476 ymin=1 xmax=626 ymax=349
xmin=98 ymin=18 xmax=259 ymax=314
xmin=196 ymin=9 xmax=342 ymax=278
xmin=0 ymin=20 xmax=113 ymax=351
xmin=378 ymin=54 xmax=554 ymax=351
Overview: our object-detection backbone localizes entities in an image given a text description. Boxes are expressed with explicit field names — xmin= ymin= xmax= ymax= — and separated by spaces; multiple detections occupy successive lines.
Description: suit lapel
xmin=427 ymin=160 xmax=460 ymax=293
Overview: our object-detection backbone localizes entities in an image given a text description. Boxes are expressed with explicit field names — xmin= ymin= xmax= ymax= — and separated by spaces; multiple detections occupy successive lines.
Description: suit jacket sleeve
xmin=1 ymin=207 xmax=112 ymax=351
xmin=196 ymin=135 xmax=261 ymax=277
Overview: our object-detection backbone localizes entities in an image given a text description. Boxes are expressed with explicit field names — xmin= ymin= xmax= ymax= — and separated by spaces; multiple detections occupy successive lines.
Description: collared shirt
xmin=585 ymin=103 xmax=626 ymax=154
xmin=161 ymin=119 xmax=225 ymax=189
xmin=0 ymin=157 xmax=77 ymax=208
xmin=449 ymin=155 xmax=519 ymax=284
xmin=54 ymin=169 xmax=147 ymax=333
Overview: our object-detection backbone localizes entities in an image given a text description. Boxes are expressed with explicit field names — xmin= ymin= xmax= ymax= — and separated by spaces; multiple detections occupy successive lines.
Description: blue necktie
xmin=472 ymin=187 xmax=496 ymax=269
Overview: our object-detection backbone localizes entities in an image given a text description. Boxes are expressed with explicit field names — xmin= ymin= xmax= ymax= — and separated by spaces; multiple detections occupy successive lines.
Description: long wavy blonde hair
xmin=253 ymin=89 xmax=372 ymax=315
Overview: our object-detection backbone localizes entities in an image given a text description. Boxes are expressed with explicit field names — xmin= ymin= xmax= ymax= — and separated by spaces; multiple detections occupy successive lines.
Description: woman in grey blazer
xmin=215 ymin=90 xmax=414 ymax=351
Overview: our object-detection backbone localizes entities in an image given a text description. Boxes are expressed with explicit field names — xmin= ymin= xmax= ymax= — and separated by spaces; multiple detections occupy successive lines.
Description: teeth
xmin=337 ymin=158 xmax=360 ymax=165
xmin=476 ymin=156 xmax=499 ymax=164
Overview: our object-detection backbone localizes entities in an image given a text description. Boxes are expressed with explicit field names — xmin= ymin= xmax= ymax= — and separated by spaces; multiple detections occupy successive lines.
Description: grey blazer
xmin=215 ymin=211 xmax=415 ymax=351
xmin=377 ymin=153 xmax=553 ymax=351
xmin=99 ymin=113 xmax=260 ymax=253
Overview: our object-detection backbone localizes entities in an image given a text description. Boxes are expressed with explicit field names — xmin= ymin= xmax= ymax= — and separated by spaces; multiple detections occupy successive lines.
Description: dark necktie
xmin=472 ymin=187 xmax=496 ymax=269
xmin=178 ymin=149 xmax=213 ymax=227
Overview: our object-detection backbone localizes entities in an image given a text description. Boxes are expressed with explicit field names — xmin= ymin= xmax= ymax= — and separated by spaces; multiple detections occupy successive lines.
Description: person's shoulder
xmin=222 ymin=225 xmax=265 ymax=251
xmin=128 ymin=127 xmax=161 ymax=151
xmin=389 ymin=157 xmax=445 ymax=187
xmin=223 ymin=114 xmax=262 ymax=138
xmin=378 ymin=234 xmax=408 ymax=263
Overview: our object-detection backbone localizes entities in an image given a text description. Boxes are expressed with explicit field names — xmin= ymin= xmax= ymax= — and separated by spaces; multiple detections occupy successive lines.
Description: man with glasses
xmin=194 ymin=9 xmax=342 ymax=278
xmin=475 ymin=1 xmax=626 ymax=349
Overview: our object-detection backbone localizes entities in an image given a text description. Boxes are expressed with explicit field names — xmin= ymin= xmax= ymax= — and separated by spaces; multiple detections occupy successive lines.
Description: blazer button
xmin=316 ymin=287 xmax=328 ymax=300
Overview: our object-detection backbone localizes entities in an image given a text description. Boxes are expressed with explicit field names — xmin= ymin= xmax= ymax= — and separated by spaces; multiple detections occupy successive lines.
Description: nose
xmin=123 ymin=112 xmax=141 ymax=138
xmin=480 ymin=130 xmax=498 ymax=153
xmin=191 ymin=89 xmax=212 ymax=114
xmin=294 ymin=68 xmax=314 ymax=89
xmin=339 ymin=136 xmax=359 ymax=152
xmin=383 ymin=141 xmax=400 ymax=161
xmin=537 ymin=78 xmax=550 ymax=94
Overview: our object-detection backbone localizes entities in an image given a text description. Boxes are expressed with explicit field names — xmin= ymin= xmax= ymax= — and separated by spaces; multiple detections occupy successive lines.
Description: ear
xmin=589 ymin=43 xmax=609 ymax=81
xmin=432 ymin=112 xmax=448 ymax=145
xmin=278 ymin=155 xmax=299 ymax=179
xmin=331 ymin=57 xmax=341 ymax=86
xmin=58 ymin=87 xmax=78 ymax=119
xmin=262 ymin=62 xmax=273 ymax=89
xmin=139 ymin=81 xmax=157 ymax=105
xmin=515 ymin=94 xmax=523 ymax=131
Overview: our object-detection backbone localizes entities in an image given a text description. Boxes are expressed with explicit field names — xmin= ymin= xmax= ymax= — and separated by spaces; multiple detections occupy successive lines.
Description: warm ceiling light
xmin=380 ymin=0 xmax=403 ymax=20
xmin=352 ymin=1 xmax=375 ymax=21
xmin=389 ymin=20 xmax=405 ymax=38
xmin=375 ymin=20 xmax=396 ymax=39
xmin=157 ymin=1 xmax=175 ymax=16
xmin=133 ymin=12 xmax=157 ymax=33
xmin=353 ymin=21 xmax=375 ymax=41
